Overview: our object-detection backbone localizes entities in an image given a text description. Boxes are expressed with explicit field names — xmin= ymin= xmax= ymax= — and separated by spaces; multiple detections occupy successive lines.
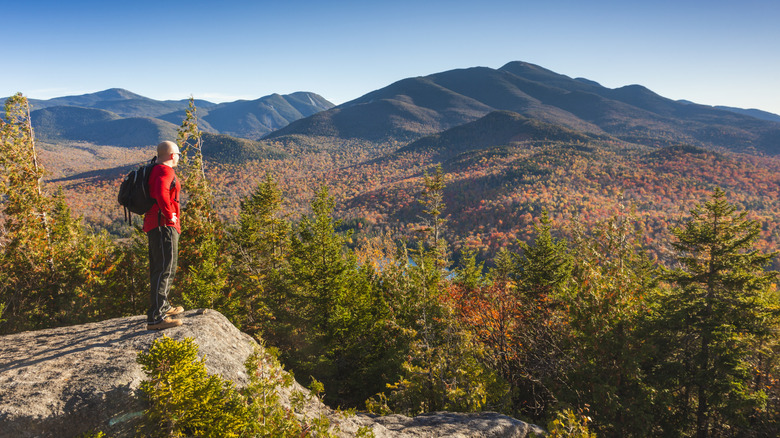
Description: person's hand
xmin=170 ymin=213 xmax=178 ymax=224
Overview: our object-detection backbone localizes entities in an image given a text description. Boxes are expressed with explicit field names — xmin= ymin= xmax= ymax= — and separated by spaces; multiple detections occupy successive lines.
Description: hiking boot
xmin=147 ymin=317 xmax=183 ymax=330
xmin=166 ymin=306 xmax=184 ymax=316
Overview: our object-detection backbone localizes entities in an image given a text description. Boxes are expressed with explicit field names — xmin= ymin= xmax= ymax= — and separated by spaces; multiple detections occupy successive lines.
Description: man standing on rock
xmin=145 ymin=141 xmax=185 ymax=330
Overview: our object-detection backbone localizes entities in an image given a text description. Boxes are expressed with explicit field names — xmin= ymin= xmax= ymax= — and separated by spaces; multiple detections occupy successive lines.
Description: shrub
xmin=544 ymin=408 xmax=597 ymax=438
xmin=136 ymin=336 xmax=348 ymax=437
xmin=136 ymin=336 xmax=249 ymax=437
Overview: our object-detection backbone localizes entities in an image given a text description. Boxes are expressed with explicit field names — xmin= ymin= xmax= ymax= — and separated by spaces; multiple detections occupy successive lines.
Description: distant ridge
xmin=160 ymin=92 xmax=334 ymax=140
xmin=266 ymin=61 xmax=780 ymax=156
xmin=24 ymin=88 xmax=217 ymax=118
xmin=10 ymin=89 xmax=334 ymax=148
xmin=397 ymin=110 xmax=598 ymax=159
xmin=715 ymin=106 xmax=780 ymax=123
xmin=7 ymin=63 xmax=780 ymax=157
xmin=200 ymin=132 xmax=287 ymax=163
xmin=31 ymin=106 xmax=179 ymax=147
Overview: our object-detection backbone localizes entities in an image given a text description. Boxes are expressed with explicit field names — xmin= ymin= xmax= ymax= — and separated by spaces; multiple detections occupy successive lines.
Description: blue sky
xmin=4 ymin=0 xmax=779 ymax=115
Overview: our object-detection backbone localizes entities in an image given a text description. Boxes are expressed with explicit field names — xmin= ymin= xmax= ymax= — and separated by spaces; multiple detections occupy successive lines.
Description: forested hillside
xmin=42 ymin=110 xmax=780 ymax=272
xmin=267 ymin=62 xmax=780 ymax=155
xmin=4 ymin=58 xmax=780 ymax=436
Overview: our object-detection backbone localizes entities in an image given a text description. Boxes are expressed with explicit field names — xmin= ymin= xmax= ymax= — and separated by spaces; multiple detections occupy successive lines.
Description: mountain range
xmin=7 ymin=61 xmax=780 ymax=158
xmin=266 ymin=62 xmax=780 ymax=156
xmin=7 ymin=89 xmax=334 ymax=148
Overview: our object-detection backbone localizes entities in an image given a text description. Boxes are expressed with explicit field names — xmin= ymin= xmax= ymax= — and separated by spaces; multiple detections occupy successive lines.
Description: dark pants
xmin=147 ymin=226 xmax=179 ymax=324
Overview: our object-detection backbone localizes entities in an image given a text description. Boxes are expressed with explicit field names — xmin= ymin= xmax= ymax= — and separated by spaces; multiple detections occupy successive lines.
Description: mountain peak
xmin=499 ymin=61 xmax=549 ymax=73
xmin=498 ymin=61 xmax=600 ymax=94
xmin=92 ymin=88 xmax=145 ymax=100
xmin=499 ymin=61 xmax=567 ymax=80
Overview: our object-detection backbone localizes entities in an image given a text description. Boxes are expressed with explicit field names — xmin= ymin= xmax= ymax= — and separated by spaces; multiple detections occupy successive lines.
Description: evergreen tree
xmin=488 ymin=210 xmax=573 ymax=421
xmin=112 ymin=229 xmax=152 ymax=316
xmin=561 ymin=212 xmax=658 ymax=436
xmin=379 ymin=243 xmax=504 ymax=415
xmin=47 ymin=188 xmax=122 ymax=323
xmin=0 ymin=94 xmax=126 ymax=333
xmin=375 ymin=169 xmax=504 ymax=415
xmin=489 ymin=247 xmax=516 ymax=283
xmin=453 ymin=249 xmax=486 ymax=290
xmin=0 ymin=94 xmax=54 ymax=332
xmin=174 ymin=97 xmax=234 ymax=315
xmin=230 ymin=174 xmax=291 ymax=333
xmin=418 ymin=164 xmax=448 ymax=268
xmin=280 ymin=185 xmax=394 ymax=407
xmin=513 ymin=209 xmax=572 ymax=296
xmin=650 ymin=188 xmax=779 ymax=437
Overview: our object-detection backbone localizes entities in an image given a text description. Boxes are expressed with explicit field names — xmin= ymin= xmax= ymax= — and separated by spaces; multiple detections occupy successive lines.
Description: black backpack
xmin=117 ymin=157 xmax=159 ymax=222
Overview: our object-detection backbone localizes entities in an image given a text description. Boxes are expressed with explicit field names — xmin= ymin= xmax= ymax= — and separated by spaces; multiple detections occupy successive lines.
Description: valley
xmin=25 ymin=61 xmax=780 ymax=267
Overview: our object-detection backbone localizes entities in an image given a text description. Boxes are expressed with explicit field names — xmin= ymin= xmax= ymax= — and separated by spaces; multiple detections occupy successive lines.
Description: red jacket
xmin=143 ymin=164 xmax=181 ymax=233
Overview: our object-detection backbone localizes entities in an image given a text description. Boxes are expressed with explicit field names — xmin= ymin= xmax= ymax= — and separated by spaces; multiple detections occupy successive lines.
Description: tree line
xmin=2 ymin=94 xmax=780 ymax=437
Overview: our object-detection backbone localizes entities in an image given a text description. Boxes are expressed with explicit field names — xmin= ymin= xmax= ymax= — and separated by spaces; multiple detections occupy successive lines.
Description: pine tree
xmin=453 ymin=249 xmax=485 ymax=291
xmin=234 ymin=174 xmax=289 ymax=275
xmin=0 ymin=95 xmax=66 ymax=329
xmin=280 ymin=185 xmax=394 ymax=407
xmin=230 ymin=174 xmax=290 ymax=333
xmin=0 ymin=93 xmax=54 ymax=332
xmin=174 ymin=97 xmax=233 ymax=315
xmin=287 ymin=186 xmax=351 ymax=334
xmin=485 ymin=210 xmax=573 ymax=421
xmin=0 ymin=93 xmax=51 ymax=254
xmin=513 ymin=209 xmax=572 ymax=296
xmin=418 ymin=164 xmax=448 ymax=268
xmin=651 ymin=188 xmax=779 ymax=437
xmin=0 ymin=94 xmax=127 ymax=332
xmin=561 ymin=211 xmax=658 ymax=436
xmin=374 ymin=168 xmax=505 ymax=415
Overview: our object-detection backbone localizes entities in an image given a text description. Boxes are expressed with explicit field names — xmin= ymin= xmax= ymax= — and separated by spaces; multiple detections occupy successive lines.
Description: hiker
xmin=145 ymin=141 xmax=184 ymax=330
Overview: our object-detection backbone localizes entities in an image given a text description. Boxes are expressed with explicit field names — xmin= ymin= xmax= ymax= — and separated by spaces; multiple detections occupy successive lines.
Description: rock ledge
xmin=0 ymin=310 xmax=542 ymax=437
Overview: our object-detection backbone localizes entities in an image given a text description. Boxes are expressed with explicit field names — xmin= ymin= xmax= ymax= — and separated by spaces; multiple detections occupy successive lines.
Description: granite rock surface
xmin=0 ymin=310 xmax=542 ymax=437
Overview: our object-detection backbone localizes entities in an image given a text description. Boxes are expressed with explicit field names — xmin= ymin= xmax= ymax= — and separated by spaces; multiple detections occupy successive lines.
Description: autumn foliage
xmin=3 ymin=96 xmax=780 ymax=437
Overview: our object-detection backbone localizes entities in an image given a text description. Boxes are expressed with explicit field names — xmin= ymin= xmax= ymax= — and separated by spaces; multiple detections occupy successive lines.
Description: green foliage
xmin=229 ymin=174 xmax=290 ymax=332
xmin=175 ymin=98 xmax=237 ymax=318
xmin=513 ymin=209 xmax=572 ymax=295
xmin=648 ymin=188 xmax=780 ymax=437
xmin=272 ymin=185 xmax=400 ymax=407
xmin=418 ymin=164 xmax=448 ymax=266
xmin=110 ymin=228 xmax=153 ymax=316
xmin=0 ymin=93 xmax=54 ymax=332
xmin=497 ymin=211 xmax=573 ymax=420
xmin=373 ymin=173 xmax=508 ymax=416
xmin=380 ymin=321 xmax=507 ymax=415
xmin=543 ymin=408 xmax=597 ymax=438
xmin=137 ymin=336 xmax=339 ymax=438
xmin=136 ymin=336 xmax=249 ymax=437
xmin=453 ymin=249 xmax=485 ymax=290
xmin=8 ymin=88 xmax=780 ymax=438
xmin=386 ymin=248 xmax=503 ymax=417
xmin=558 ymin=211 xmax=657 ymax=436
xmin=0 ymin=93 xmax=130 ymax=333
xmin=241 ymin=343 xmax=337 ymax=437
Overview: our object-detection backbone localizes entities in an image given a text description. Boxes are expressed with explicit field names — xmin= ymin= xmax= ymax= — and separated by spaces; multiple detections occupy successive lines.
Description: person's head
xmin=157 ymin=141 xmax=180 ymax=167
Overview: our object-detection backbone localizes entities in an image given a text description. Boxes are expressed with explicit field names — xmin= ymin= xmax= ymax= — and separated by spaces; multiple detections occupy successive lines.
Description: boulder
xmin=0 ymin=310 xmax=543 ymax=437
